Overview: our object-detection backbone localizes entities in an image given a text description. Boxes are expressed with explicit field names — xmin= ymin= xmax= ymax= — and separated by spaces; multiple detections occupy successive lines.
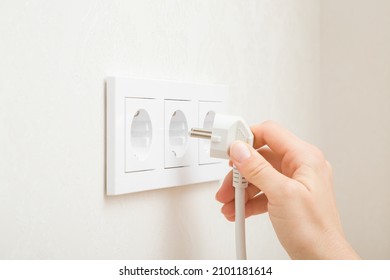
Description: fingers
xmin=230 ymin=141 xmax=293 ymax=199
xmin=215 ymin=170 xmax=234 ymax=203
xmin=251 ymin=121 xmax=304 ymax=157
xmin=229 ymin=147 xmax=283 ymax=171
xmin=257 ymin=146 xmax=282 ymax=173
xmin=221 ymin=193 xmax=269 ymax=221
xmin=251 ymin=121 xmax=328 ymax=177
xmin=218 ymin=142 xmax=289 ymax=202
xmin=216 ymin=170 xmax=260 ymax=204
xmin=246 ymin=185 xmax=261 ymax=202
xmin=246 ymin=193 xmax=268 ymax=217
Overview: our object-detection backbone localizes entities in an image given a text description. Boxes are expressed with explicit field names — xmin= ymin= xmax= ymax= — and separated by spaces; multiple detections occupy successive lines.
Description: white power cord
xmin=233 ymin=166 xmax=248 ymax=259
xmin=190 ymin=114 xmax=254 ymax=260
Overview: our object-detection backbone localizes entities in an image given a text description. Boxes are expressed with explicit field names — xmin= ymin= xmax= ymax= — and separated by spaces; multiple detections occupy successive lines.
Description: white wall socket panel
xmin=106 ymin=77 xmax=229 ymax=195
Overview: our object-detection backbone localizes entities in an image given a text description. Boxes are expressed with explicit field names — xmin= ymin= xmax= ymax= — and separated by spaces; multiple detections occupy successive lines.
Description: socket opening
xmin=130 ymin=109 xmax=152 ymax=160
xmin=169 ymin=110 xmax=188 ymax=158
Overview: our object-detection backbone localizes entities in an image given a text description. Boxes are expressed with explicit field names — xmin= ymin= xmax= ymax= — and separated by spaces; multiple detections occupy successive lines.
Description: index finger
xmin=251 ymin=121 xmax=304 ymax=157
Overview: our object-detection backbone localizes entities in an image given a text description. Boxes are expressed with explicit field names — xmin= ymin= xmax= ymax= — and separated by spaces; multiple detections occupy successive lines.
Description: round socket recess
xmin=169 ymin=110 xmax=188 ymax=158
xmin=130 ymin=109 xmax=152 ymax=160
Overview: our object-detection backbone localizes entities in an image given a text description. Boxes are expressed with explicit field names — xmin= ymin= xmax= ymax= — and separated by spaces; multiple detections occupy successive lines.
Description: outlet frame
xmin=106 ymin=77 xmax=229 ymax=195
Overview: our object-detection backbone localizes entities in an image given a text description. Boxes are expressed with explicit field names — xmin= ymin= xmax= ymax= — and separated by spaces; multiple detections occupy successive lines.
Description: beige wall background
xmin=0 ymin=0 xmax=388 ymax=259
xmin=320 ymin=0 xmax=390 ymax=259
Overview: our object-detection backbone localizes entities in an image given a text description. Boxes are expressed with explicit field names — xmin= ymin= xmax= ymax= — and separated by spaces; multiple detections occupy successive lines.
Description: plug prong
xmin=189 ymin=128 xmax=212 ymax=139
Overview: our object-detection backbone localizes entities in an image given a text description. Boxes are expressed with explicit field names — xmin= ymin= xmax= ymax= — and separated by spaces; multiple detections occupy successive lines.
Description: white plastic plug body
xmin=210 ymin=114 xmax=254 ymax=159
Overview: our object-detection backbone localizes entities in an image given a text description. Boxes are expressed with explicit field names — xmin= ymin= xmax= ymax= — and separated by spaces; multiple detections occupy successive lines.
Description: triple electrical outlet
xmin=106 ymin=77 xmax=229 ymax=195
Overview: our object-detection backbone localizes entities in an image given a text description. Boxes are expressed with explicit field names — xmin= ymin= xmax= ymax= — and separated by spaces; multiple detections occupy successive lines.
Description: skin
xmin=216 ymin=121 xmax=360 ymax=260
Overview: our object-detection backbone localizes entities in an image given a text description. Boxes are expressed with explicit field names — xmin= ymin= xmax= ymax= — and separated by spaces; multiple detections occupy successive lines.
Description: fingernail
xmin=230 ymin=141 xmax=251 ymax=163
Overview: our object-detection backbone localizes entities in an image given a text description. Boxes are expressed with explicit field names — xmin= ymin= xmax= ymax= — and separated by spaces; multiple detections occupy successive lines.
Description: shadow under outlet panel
xmin=106 ymin=77 xmax=229 ymax=195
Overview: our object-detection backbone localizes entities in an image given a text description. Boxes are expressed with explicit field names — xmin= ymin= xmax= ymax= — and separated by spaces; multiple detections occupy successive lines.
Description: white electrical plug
xmin=190 ymin=113 xmax=254 ymax=260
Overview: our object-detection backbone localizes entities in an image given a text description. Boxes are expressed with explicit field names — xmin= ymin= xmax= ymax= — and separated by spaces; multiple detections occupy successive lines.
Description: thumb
xmin=229 ymin=141 xmax=291 ymax=198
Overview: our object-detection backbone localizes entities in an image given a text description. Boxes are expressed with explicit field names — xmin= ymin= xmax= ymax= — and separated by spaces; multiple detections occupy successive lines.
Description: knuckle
xmin=302 ymin=145 xmax=327 ymax=170
xmin=279 ymin=179 xmax=300 ymax=199
xmin=325 ymin=160 xmax=334 ymax=178
xmin=261 ymin=120 xmax=278 ymax=130
xmin=325 ymin=160 xmax=333 ymax=171
xmin=246 ymin=160 xmax=272 ymax=185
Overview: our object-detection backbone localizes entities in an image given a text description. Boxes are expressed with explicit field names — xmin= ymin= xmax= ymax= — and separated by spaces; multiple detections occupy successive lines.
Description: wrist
xmin=315 ymin=229 xmax=360 ymax=260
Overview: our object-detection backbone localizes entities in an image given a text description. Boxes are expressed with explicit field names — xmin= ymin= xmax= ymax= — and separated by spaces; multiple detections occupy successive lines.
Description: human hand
xmin=216 ymin=121 xmax=359 ymax=259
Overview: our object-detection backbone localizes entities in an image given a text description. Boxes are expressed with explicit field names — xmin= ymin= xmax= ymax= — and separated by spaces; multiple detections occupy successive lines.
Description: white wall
xmin=321 ymin=0 xmax=390 ymax=259
xmin=0 ymin=0 xmax=321 ymax=259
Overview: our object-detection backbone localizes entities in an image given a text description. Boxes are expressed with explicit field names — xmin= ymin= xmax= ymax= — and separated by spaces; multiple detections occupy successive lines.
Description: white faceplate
xmin=106 ymin=77 xmax=229 ymax=195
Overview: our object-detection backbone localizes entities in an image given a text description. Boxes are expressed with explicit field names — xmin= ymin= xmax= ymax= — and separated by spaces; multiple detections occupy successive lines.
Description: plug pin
xmin=189 ymin=128 xmax=212 ymax=139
